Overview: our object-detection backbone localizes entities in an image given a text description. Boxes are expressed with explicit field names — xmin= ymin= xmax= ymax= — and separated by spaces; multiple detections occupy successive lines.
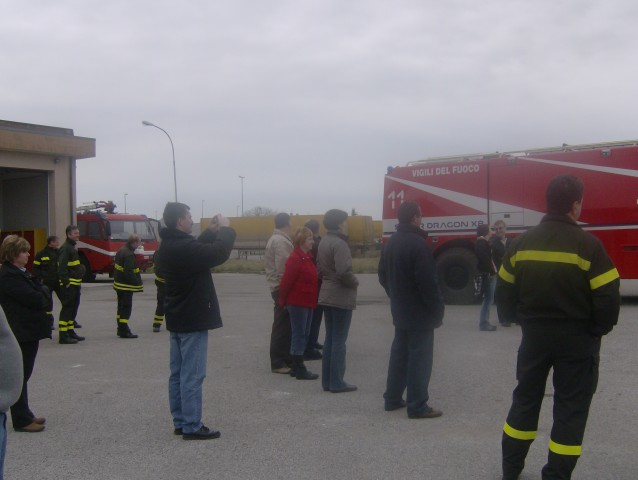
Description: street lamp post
xmin=239 ymin=175 xmax=245 ymax=216
xmin=142 ymin=120 xmax=178 ymax=201
xmin=124 ymin=193 xmax=128 ymax=214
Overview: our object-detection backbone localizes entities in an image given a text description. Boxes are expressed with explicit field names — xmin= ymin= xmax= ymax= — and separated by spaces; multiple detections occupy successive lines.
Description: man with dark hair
xmin=265 ymin=212 xmax=293 ymax=373
xmin=159 ymin=202 xmax=235 ymax=440
xmin=379 ymin=201 xmax=444 ymax=418
xmin=113 ymin=234 xmax=143 ymax=339
xmin=57 ymin=225 xmax=86 ymax=344
xmin=32 ymin=235 xmax=61 ymax=330
xmin=496 ymin=174 xmax=620 ymax=479
xmin=476 ymin=223 xmax=497 ymax=331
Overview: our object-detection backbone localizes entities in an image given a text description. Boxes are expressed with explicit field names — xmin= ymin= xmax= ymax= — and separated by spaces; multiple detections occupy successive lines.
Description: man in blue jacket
xmin=158 ymin=203 xmax=236 ymax=440
xmin=378 ymin=201 xmax=445 ymax=419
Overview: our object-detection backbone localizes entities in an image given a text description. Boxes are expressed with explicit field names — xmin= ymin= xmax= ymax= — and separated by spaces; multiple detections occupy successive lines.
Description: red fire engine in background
xmin=76 ymin=201 xmax=159 ymax=282
xmin=383 ymin=140 xmax=638 ymax=304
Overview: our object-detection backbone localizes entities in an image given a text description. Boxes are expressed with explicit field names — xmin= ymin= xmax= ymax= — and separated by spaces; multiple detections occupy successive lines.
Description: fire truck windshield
xmin=108 ymin=220 xmax=156 ymax=241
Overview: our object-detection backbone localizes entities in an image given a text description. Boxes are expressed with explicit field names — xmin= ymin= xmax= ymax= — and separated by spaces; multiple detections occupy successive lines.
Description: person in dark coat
xmin=158 ymin=202 xmax=236 ymax=440
xmin=496 ymin=175 xmax=620 ymax=480
xmin=0 ymin=235 xmax=51 ymax=433
xmin=32 ymin=235 xmax=61 ymax=330
xmin=490 ymin=220 xmax=513 ymax=326
xmin=378 ymin=201 xmax=445 ymax=419
xmin=113 ymin=234 xmax=143 ymax=338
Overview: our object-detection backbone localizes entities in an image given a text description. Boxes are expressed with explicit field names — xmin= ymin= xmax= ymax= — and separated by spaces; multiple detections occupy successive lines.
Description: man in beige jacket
xmin=265 ymin=213 xmax=293 ymax=373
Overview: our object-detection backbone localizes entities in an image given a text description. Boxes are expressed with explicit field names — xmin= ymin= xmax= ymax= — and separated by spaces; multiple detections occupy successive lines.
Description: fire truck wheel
xmin=436 ymin=247 xmax=479 ymax=305
xmin=79 ymin=255 xmax=96 ymax=283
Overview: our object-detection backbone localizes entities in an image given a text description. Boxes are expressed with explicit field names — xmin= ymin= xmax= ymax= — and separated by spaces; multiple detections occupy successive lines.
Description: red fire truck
xmin=75 ymin=201 xmax=159 ymax=282
xmin=382 ymin=140 xmax=638 ymax=304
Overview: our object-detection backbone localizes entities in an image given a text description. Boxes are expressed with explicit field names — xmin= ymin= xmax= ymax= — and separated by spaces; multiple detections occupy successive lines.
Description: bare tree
xmin=244 ymin=206 xmax=278 ymax=217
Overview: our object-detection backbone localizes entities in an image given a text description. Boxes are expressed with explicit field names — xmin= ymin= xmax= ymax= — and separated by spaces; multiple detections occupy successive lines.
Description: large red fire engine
xmin=76 ymin=201 xmax=159 ymax=281
xmin=382 ymin=140 xmax=638 ymax=304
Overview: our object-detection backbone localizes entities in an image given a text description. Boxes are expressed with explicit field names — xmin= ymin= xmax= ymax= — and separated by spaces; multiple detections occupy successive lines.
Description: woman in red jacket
xmin=279 ymin=227 xmax=319 ymax=380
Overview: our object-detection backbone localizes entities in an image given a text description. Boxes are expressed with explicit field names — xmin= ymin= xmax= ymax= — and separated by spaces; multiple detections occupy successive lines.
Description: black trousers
xmin=59 ymin=285 xmax=81 ymax=331
xmin=116 ymin=290 xmax=134 ymax=331
xmin=154 ymin=279 xmax=166 ymax=325
xmin=269 ymin=289 xmax=291 ymax=369
xmin=502 ymin=323 xmax=600 ymax=480
xmin=10 ymin=341 xmax=39 ymax=429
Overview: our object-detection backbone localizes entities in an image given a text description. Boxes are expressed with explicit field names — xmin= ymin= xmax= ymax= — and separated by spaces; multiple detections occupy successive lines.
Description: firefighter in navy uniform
xmin=113 ymin=234 xmax=143 ymax=339
xmin=151 ymin=249 xmax=166 ymax=333
xmin=32 ymin=235 xmax=61 ymax=330
xmin=496 ymin=174 xmax=620 ymax=480
xmin=57 ymin=226 xmax=86 ymax=344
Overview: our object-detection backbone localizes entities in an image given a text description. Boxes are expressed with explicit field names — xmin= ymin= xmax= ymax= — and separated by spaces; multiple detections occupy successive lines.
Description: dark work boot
xmin=68 ymin=330 xmax=85 ymax=341
xmin=59 ymin=332 xmax=78 ymax=345
xmin=293 ymin=355 xmax=318 ymax=380
xmin=118 ymin=328 xmax=138 ymax=339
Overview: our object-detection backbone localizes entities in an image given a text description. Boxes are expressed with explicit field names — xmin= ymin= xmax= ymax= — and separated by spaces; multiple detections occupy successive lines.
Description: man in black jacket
xmin=32 ymin=235 xmax=61 ymax=330
xmin=496 ymin=175 xmax=620 ymax=480
xmin=378 ymin=201 xmax=445 ymax=419
xmin=113 ymin=234 xmax=143 ymax=339
xmin=159 ymin=202 xmax=236 ymax=440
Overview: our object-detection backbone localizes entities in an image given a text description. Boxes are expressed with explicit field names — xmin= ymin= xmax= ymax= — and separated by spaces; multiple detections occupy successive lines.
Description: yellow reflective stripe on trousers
xmin=503 ymin=422 xmax=536 ymax=441
xmin=69 ymin=278 xmax=82 ymax=286
xmin=498 ymin=265 xmax=515 ymax=284
xmin=114 ymin=282 xmax=143 ymax=291
xmin=119 ymin=318 xmax=129 ymax=323
xmin=549 ymin=439 xmax=582 ymax=456
xmin=68 ymin=260 xmax=81 ymax=266
xmin=590 ymin=267 xmax=620 ymax=290
xmin=510 ymin=250 xmax=591 ymax=271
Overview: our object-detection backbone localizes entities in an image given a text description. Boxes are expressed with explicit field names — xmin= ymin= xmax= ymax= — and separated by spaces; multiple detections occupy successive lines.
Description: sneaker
xmin=153 ymin=325 xmax=161 ymax=333
xmin=182 ymin=425 xmax=221 ymax=440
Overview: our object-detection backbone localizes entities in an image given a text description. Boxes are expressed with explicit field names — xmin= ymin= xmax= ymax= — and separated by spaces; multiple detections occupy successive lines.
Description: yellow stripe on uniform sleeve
xmin=590 ymin=267 xmax=620 ymax=290
xmin=498 ymin=266 xmax=515 ymax=284
xmin=503 ymin=422 xmax=536 ymax=441
xmin=511 ymin=250 xmax=591 ymax=271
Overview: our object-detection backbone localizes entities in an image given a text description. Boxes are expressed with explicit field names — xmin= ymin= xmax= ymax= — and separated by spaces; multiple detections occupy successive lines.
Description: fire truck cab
xmin=383 ymin=140 xmax=638 ymax=304
xmin=76 ymin=202 xmax=158 ymax=282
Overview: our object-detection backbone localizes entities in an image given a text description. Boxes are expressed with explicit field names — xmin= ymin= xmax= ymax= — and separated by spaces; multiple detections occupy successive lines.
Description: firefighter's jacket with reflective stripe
xmin=113 ymin=245 xmax=143 ymax=292
xmin=32 ymin=245 xmax=59 ymax=289
xmin=58 ymin=239 xmax=85 ymax=287
xmin=496 ymin=214 xmax=620 ymax=336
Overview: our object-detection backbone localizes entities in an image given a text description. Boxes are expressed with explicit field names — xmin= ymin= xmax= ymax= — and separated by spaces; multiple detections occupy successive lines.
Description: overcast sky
xmin=3 ymin=0 xmax=638 ymax=220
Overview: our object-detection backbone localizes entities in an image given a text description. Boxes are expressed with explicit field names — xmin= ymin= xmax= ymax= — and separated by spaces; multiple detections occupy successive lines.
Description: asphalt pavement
xmin=4 ymin=274 xmax=637 ymax=480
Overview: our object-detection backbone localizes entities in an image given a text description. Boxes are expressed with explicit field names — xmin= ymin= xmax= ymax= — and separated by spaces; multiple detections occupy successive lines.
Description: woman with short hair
xmin=279 ymin=227 xmax=319 ymax=380
xmin=0 ymin=235 xmax=51 ymax=432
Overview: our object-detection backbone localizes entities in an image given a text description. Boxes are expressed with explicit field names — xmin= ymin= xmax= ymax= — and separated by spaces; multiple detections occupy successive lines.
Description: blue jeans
xmin=287 ymin=306 xmax=313 ymax=356
xmin=480 ymin=275 xmax=496 ymax=328
xmin=384 ymin=328 xmax=435 ymax=416
xmin=0 ymin=412 xmax=6 ymax=480
xmin=322 ymin=307 xmax=353 ymax=391
xmin=169 ymin=330 xmax=208 ymax=434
